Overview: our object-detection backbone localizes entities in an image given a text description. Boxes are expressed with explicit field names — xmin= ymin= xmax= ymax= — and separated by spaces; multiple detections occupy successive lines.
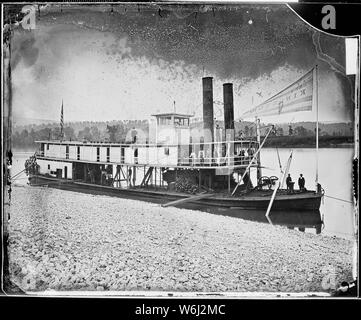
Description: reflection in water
xmin=177 ymin=202 xmax=323 ymax=235
xmin=262 ymin=148 xmax=354 ymax=240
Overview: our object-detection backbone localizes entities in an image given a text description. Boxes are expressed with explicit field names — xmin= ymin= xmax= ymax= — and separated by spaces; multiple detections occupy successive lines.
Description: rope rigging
xmin=324 ymin=194 xmax=353 ymax=204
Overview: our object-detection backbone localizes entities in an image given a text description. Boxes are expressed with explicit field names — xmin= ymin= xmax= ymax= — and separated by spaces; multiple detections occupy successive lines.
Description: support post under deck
xmin=154 ymin=167 xmax=157 ymax=188
xmin=126 ymin=165 xmax=129 ymax=188
xmin=228 ymin=172 xmax=231 ymax=193
xmin=132 ymin=166 xmax=136 ymax=187
xmin=83 ymin=164 xmax=87 ymax=182
xmin=199 ymin=170 xmax=201 ymax=190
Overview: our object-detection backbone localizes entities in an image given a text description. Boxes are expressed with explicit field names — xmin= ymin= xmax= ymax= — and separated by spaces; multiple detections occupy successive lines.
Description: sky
xmin=9 ymin=3 xmax=355 ymax=125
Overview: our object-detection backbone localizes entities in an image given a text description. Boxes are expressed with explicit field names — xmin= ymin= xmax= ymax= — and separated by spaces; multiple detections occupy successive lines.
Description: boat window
xmin=134 ymin=148 xmax=138 ymax=164
xmin=47 ymin=144 xmax=49 ymax=150
xmin=121 ymin=147 xmax=125 ymax=163
xmin=189 ymin=136 xmax=193 ymax=156
xmin=176 ymin=117 xmax=183 ymax=126
xmin=174 ymin=117 xmax=189 ymax=126
xmin=160 ymin=117 xmax=172 ymax=125
xmin=96 ymin=147 xmax=100 ymax=162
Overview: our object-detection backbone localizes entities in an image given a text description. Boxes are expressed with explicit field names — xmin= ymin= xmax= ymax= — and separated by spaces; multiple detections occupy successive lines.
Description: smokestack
xmin=202 ymin=77 xmax=214 ymax=142
xmin=223 ymin=83 xmax=234 ymax=130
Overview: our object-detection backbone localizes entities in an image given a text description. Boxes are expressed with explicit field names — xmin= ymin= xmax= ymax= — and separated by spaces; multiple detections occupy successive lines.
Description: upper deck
xmin=35 ymin=139 xmax=260 ymax=170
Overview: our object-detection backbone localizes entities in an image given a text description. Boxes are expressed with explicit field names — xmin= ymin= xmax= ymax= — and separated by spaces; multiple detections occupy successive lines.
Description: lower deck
xmin=34 ymin=157 xmax=254 ymax=192
xmin=28 ymin=173 xmax=323 ymax=211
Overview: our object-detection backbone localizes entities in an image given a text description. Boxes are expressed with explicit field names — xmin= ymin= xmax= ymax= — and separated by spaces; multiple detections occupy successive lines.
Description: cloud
xmin=11 ymin=32 xmax=39 ymax=70
xmin=10 ymin=4 xmax=352 ymax=124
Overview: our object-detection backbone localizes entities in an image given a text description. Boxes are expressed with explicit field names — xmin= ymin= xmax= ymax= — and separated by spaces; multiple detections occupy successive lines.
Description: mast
xmin=276 ymin=147 xmax=283 ymax=176
xmin=60 ymin=100 xmax=64 ymax=141
xmin=256 ymin=117 xmax=262 ymax=182
xmin=314 ymin=65 xmax=319 ymax=189
xmin=280 ymin=150 xmax=293 ymax=189
xmin=266 ymin=150 xmax=293 ymax=218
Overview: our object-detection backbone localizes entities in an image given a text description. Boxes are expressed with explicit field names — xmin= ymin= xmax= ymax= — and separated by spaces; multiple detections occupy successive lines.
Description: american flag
xmin=60 ymin=100 xmax=64 ymax=139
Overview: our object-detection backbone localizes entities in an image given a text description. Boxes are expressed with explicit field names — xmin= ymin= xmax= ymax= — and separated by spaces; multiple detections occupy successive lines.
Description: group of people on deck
xmin=189 ymin=149 xmax=211 ymax=165
xmin=235 ymin=146 xmax=256 ymax=165
xmin=188 ymin=145 xmax=256 ymax=166
xmin=87 ymin=165 xmax=113 ymax=186
xmin=286 ymin=173 xmax=306 ymax=193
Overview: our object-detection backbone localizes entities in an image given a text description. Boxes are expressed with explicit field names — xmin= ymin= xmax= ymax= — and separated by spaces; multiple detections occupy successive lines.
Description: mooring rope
xmin=11 ymin=152 xmax=38 ymax=180
xmin=11 ymin=176 xmax=31 ymax=183
xmin=11 ymin=164 xmax=36 ymax=180
xmin=324 ymin=194 xmax=353 ymax=204
xmin=11 ymin=167 xmax=28 ymax=180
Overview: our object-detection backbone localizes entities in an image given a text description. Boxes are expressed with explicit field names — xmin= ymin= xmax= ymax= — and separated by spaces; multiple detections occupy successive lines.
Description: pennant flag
xmin=242 ymin=68 xmax=314 ymax=119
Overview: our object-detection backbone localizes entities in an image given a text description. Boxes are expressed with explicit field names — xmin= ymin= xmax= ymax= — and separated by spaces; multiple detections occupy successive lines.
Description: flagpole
xmin=60 ymin=100 xmax=64 ymax=141
xmin=315 ymin=65 xmax=319 ymax=189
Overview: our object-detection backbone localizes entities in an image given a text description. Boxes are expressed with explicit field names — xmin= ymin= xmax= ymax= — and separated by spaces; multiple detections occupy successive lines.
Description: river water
xmin=260 ymin=148 xmax=355 ymax=240
xmin=10 ymin=147 xmax=355 ymax=240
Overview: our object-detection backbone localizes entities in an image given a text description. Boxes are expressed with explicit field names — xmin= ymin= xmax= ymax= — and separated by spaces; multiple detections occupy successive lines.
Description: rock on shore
xmin=8 ymin=186 xmax=353 ymax=293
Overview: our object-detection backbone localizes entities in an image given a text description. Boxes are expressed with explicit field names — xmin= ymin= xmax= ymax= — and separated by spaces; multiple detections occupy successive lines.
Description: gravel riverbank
xmin=8 ymin=185 xmax=354 ymax=294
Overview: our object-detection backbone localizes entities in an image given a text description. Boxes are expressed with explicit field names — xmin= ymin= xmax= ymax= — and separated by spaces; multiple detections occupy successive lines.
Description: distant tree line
xmin=237 ymin=124 xmax=339 ymax=138
xmin=12 ymin=120 xmax=354 ymax=149
xmin=12 ymin=120 xmax=149 ymax=149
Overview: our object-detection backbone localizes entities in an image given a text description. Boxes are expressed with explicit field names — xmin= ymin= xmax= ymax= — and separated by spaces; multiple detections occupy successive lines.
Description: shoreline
xmin=263 ymin=136 xmax=354 ymax=149
xmin=264 ymin=144 xmax=354 ymax=149
xmin=7 ymin=186 xmax=354 ymax=294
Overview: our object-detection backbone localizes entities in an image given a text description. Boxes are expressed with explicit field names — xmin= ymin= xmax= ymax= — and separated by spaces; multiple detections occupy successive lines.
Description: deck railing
xmin=177 ymin=155 xmax=255 ymax=167
xmin=35 ymin=139 xmax=260 ymax=169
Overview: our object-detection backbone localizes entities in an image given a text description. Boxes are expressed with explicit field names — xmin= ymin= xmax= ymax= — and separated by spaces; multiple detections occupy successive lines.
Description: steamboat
xmin=25 ymin=70 xmax=324 ymax=214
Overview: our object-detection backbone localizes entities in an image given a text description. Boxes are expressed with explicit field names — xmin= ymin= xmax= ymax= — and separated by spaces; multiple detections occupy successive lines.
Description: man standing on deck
xmin=190 ymin=151 xmax=196 ymax=166
xmin=131 ymin=127 xmax=137 ymax=144
xmin=286 ymin=174 xmax=294 ymax=193
xmin=240 ymin=149 xmax=245 ymax=165
xmin=298 ymin=174 xmax=306 ymax=191
xmin=247 ymin=145 xmax=254 ymax=164
xmin=89 ymin=167 xmax=96 ymax=184
xmin=128 ymin=167 xmax=132 ymax=186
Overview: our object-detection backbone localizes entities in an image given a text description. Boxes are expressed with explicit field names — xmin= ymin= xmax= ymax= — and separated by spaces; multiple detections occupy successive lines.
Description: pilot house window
xmin=159 ymin=117 xmax=172 ymax=125
xmin=174 ymin=117 xmax=189 ymax=126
